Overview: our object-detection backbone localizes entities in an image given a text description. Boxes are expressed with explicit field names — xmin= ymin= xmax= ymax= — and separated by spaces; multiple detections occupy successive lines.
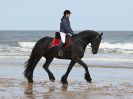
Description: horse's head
xmin=91 ymin=32 xmax=103 ymax=54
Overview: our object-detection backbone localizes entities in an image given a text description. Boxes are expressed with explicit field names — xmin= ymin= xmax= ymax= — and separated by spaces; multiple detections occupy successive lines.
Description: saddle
xmin=51 ymin=32 xmax=70 ymax=48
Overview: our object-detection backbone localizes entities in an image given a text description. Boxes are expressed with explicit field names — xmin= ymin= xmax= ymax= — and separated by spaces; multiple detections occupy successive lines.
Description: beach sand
xmin=0 ymin=63 xmax=133 ymax=99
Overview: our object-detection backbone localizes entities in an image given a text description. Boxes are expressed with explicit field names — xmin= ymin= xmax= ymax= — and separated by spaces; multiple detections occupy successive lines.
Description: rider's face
xmin=66 ymin=14 xmax=70 ymax=18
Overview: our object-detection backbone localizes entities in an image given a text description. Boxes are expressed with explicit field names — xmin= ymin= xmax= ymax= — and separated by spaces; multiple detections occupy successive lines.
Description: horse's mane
xmin=78 ymin=30 xmax=98 ymax=35
xmin=77 ymin=30 xmax=99 ymax=39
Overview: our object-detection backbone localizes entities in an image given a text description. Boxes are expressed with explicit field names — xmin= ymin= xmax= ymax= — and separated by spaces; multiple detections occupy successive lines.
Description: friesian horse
xmin=24 ymin=30 xmax=103 ymax=84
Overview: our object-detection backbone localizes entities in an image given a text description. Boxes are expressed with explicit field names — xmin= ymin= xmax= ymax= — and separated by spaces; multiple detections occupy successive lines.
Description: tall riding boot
xmin=58 ymin=43 xmax=64 ymax=57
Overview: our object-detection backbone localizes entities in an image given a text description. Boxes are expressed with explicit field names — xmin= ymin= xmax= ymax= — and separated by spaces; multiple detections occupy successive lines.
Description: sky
xmin=0 ymin=0 xmax=133 ymax=31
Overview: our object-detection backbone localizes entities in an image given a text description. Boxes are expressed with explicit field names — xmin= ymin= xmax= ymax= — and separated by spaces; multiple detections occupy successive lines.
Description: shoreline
xmin=0 ymin=66 xmax=133 ymax=99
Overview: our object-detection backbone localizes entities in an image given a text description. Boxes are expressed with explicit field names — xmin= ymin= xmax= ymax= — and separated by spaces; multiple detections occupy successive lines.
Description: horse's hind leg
xmin=27 ymin=57 xmax=41 ymax=83
xmin=43 ymin=58 xmax=55 ymax=82
xmin=61 ymin=61 xmax=76 ymax=84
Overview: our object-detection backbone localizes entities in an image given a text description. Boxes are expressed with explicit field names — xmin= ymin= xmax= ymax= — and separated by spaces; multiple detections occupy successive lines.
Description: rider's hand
xmin=74 ymin=34 xmax=78 ymax=36
xmin=71 ymin=33 xmax=75 ymax=36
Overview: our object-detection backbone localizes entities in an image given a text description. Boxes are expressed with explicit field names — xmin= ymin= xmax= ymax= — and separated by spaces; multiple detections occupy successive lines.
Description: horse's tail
xmin=24 ymin=40 xmax=44 ymax=79
xmin=24 ymin=46 xmax=35 ymax=78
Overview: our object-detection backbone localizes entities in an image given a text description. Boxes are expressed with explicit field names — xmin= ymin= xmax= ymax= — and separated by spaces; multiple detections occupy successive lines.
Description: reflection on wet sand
xmin=24 ymin=82 xmax=69 ymax=98
xmin=61 ymin=84 xmax=68 ymax=91
xmin=24 ymin=83 xmax=68 ymax=93
xmin=48 ymin=85 xmax=55 ymax=92
xmin=24 ymin=83 xmax=35 ymax=99
xmin=25 ymin=83 xmax=33 ymax=93
xmin=22 ymin=80 xmax=133 ymax=99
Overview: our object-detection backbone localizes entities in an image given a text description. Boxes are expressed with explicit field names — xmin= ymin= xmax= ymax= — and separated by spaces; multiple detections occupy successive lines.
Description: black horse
xmin=24 ymin=30 xmax=103 ymax=84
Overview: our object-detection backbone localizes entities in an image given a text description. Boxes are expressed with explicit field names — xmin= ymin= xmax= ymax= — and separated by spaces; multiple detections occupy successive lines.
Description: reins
xmin=76 ymin=36 xmax=92 ymax=48
xmin=75 ymin=35 xmax=100 ymax=48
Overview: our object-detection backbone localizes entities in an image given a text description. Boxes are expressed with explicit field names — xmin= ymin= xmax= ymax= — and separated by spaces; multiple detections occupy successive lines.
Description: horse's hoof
xmin=84 ymin=74 xmax=92 ymax=83
xmin=63 ymin=83 xmax=68 ymax=86
xmin=61 ymin=80 xmax=68 ymax=85
xmin=50 ymin=79 xmax=55 ymax=82
xmin=85 ymin=78 xmax=92 ymax=83
xmin=87 ymin=80 xmax=92 ymax=83
xmin=49 ymin=75 xmax=55 ymax=81
xmin=28 ymin=80 xmax=33 ymax=84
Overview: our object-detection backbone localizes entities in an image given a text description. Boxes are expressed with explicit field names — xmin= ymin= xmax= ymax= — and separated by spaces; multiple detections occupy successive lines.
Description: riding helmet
xmin=64 ymin=10 xmax=71 ymax=15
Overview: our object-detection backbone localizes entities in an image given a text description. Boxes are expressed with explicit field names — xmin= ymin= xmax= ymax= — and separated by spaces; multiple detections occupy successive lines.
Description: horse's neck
xmin=78 ymin=34 xmax=92 ymax=45
xmin=72 ymin=36 xmax=89 ymax=51
xmin=78 ymin=31 xmax=98 ymax=44
xmin=77 ymin=32 xmax=97 ymax=50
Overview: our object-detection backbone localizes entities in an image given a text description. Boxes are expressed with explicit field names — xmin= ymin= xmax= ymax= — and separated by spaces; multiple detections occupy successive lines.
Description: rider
xmin=59 ymin=10 xmax=75 ymax=56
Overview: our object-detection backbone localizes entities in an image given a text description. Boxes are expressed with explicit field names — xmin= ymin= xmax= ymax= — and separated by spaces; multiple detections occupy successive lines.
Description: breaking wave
xmin=18 ymin=41 xmax=133 ymax=50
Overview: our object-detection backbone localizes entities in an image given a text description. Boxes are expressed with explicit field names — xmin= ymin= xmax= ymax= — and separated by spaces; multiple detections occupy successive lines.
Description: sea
xmin=0 ymin=31 xmax=133 ymax=68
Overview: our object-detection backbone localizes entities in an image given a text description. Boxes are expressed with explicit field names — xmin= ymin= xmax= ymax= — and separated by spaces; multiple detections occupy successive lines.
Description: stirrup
xmin=58 ymin=50 xmax=63 ymax=57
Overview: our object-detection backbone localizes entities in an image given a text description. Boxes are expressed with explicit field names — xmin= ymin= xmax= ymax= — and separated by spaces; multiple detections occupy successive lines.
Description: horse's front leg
xmin=76 ymin=59 xmax=92 ymax=83
xmin=61 ymin=61 xmax=76 ymax=84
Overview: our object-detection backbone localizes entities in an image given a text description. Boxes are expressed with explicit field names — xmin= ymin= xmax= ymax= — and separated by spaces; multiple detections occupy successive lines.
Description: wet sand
xmin=0 ymin=66 xmax=133 ymax=99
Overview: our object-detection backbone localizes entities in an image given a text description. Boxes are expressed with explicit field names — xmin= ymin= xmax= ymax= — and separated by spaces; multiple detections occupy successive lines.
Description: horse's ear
xmin=98 ymin=32 xmax=103 ymax=38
